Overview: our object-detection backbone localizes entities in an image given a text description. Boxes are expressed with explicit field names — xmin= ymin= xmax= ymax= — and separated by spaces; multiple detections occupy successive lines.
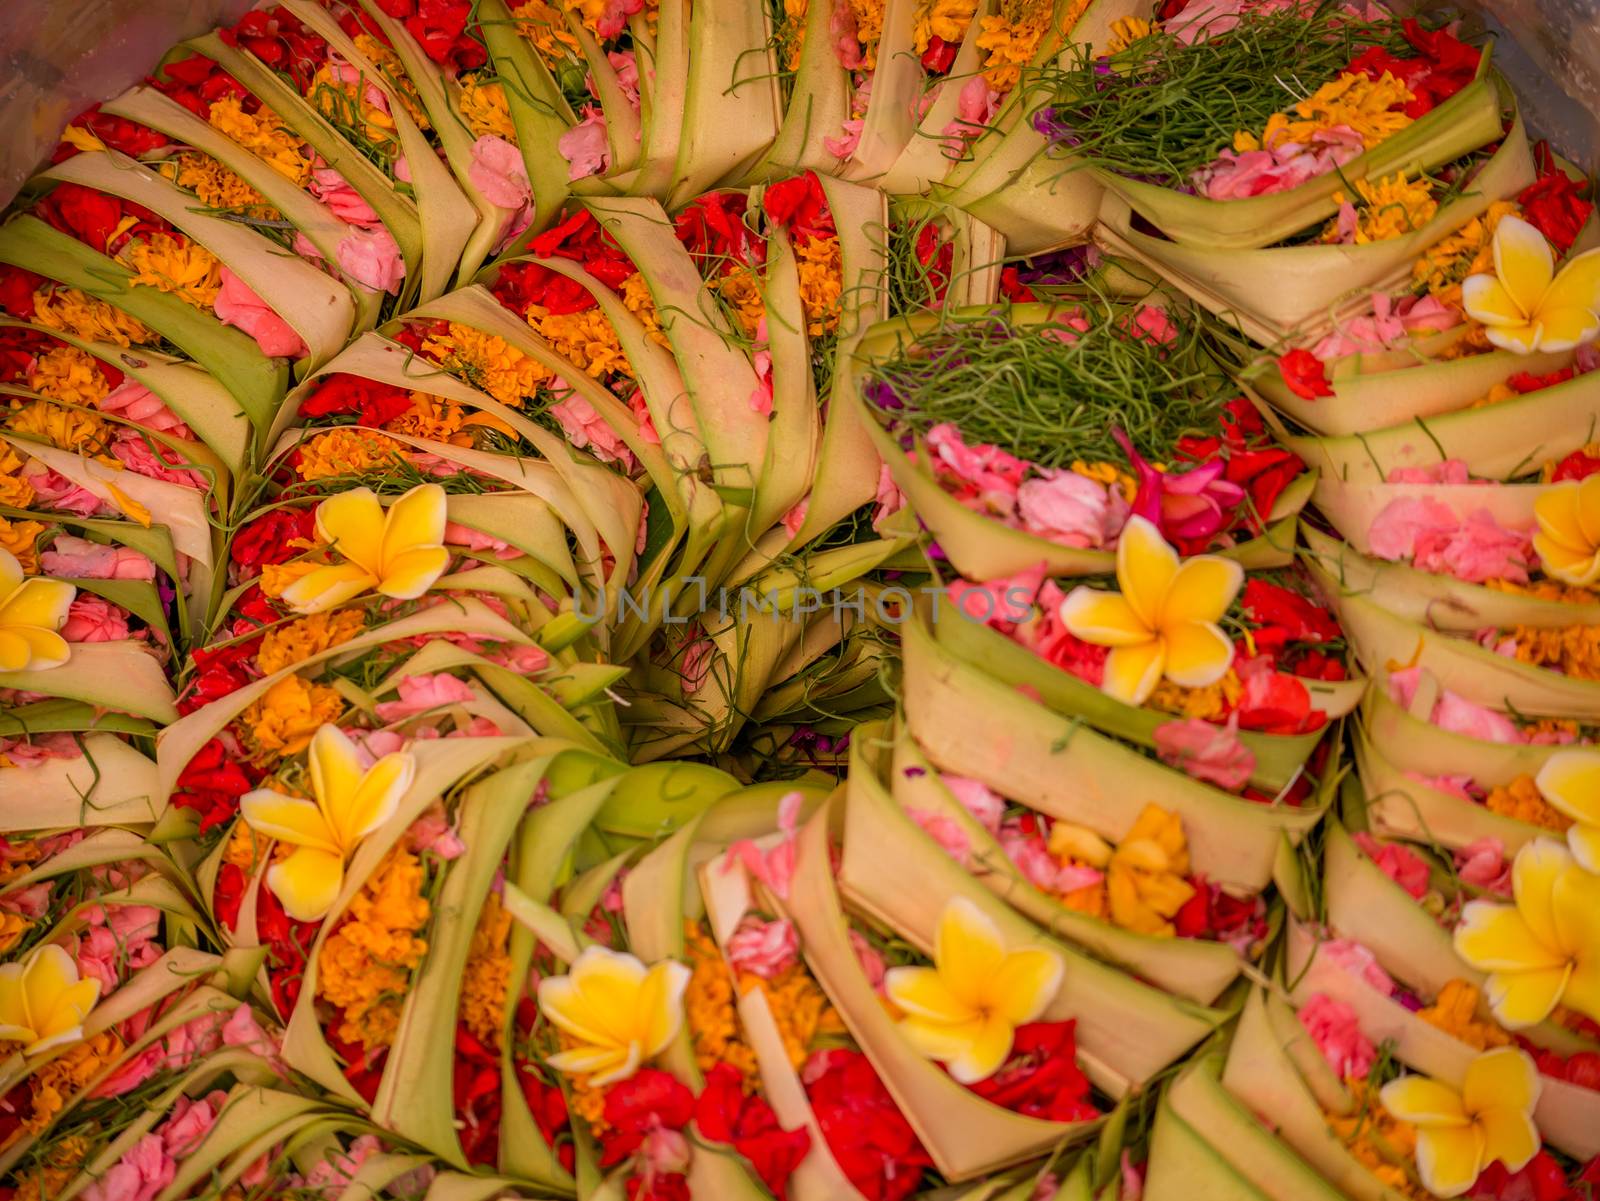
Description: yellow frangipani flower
xmin=280 ymin=483 xmax=450 ymax=615
xmin=1462 ymin=214 xmax=1600 ymax=354
xmin=0 ymin=547 xmax=76 ymax=672
xmin=1532 ymin=476 xmax=1600 ymax=586
xmin=240 ymin=724 xmax=415 ymax=921
xmin=1058 ymin=515 xmax=1243 ymax=706
xmin=1453 ymin=839 xmax=1600 ymax=1028
xmin=1379 ymin=1047 xmax=1541 ymax=1198
xmin=0 ymin=944 xmax=101 ymax=1055
xmin=884 ymin=897 xmax=1063 ymax=1084
xmin=538 ymin=945 xmax=690 ymax=1086
xmin=1534 ymin=749 xmax=1600 ymax=872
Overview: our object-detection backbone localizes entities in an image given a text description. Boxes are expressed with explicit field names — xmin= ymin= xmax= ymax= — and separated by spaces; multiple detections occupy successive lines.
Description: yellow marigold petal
xmin=1103 ymin=640 xmax=1167 ymax=706
xmin=1414 ymin=1123 xmax=1486 ymax=1198
xmin=1161 ymin=556 xmax=1244 ymax=626
xmin=240 ymin=789 xmax=341 ymax=855
xmin=1161 ymin=620 xmax=1235 ymax=689
xmin=316 ymin=487 xmax=387 ymax=577
xmin=1057 ymin=587 xmax=1152 ymax=647
xmin=1117 ymin=515 xmax=1179 ymax=629
xmin=1535 ymin=750 xmax=1600 ymax=827
xmin=266 ymin=845 xmax=346 ymax=922
xmin=1379 ymin=1075 xmax=1469 ymax=1126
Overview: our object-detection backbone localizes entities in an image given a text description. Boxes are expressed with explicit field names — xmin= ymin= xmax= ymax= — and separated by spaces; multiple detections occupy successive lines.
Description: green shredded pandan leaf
xmin=1032 ymin=7 xmax=1409 ymax=188
xmin=862 ymin=297 xmax=1234 ymax=468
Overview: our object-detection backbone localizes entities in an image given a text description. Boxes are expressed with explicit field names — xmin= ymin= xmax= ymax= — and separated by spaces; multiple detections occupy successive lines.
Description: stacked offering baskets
xmin=0 ymin=0 xmax=1599 ymax=1197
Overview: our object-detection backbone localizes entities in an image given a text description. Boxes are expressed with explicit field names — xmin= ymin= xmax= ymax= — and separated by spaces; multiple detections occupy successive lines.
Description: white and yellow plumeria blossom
xmin=0 ymin=547 xmax=76 ymax=673
xmin=1534 ymin=749 xmax=1600 ymax=870
xmin=1379 ymin=1047 xmax=1542 ymax=1198
xmin=239 ymin=724 xmax=415 ymax=922
xmin=1058 ymin=515 xmax=1243 ymax=706
xmin=1532 ymin=476 xmax=1600 ymax=586
xmin=1461 ymin=214 xmax=1600 ymax=353
xmin=1453 ymin=838 xmax=1600 ymax=1028
xmin=537 ymin=945 xmax=690 ymax=1086
xmin=280 ymin=483 xmax=450 ymax=615
xmin=884 ymin=897 xmax=1064 ymax=1084
xmin=0 ymin=943 xmax=101 ymax=1055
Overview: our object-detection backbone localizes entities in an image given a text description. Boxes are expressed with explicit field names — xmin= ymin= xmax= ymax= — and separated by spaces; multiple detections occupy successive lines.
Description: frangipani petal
xmin=988 ymin=947 xmax=1064 ymax=1024
xmin=1567 ymin=823 xmax=1600 ymax=875
xmin=1462 ymin=274 xmax=1528 ymax=329
xmin=1058 ymin=588 xmax=1153 ymax=647
xmin=637 ymin=960 xmax=690 ymax=1059
xmin=1532 ymin=532 xmax=1600 ymax=585
xmin=0 ymin=628 xmax=71 ymax=671
xmin=1116 ymin=516 xmax=1178 ymax=630
xmin=239 ymin=790 xmax=341 ymax=856
xmin=0 ymin=577 xmax=76 ymax=632
xmin=307 ymin=725 xmax=367 ymax=832
xmin=1540 ymin=246 xmax=1600 ymax=315
xmin=935 ymin=897 xmax=1007 ymax=992
xmin=1536 ymin=750 xmax=1600 ymax=826
xmin=886 ymin=965 xmax=970 ymax=1022
xmin=0 ymin=549 xmax=22 ymax=594
xmin=1160 ymin=620 xmax=1235 ymax=688
xmin=1483 ymin=963 xmax=1571 ymax=1028
xmin=1512 ymin=839 xmax=1568 ymax=949
xmin=537 ymin=946 xmax=685 ymax=1084
xmin=1531 ymin=306 xmax=1600 ymax=353
xmin=1484 ymin=322 xmax=1547 ymax=355
xmin=1161 ymin=557 xmax=1243 ymax=626
xmin=544 ymin=1042 xmax=630 ymax=1081
xmin=33 ymin=978 xmax=100 ymax=1044
xmin=946 ymin=1014 xmax=1018 ymax=1085
xmin=381 ymin=483 xmax=448 ymax=567
xmin=373 ymin=546 xmax=450 ymax=599
xmin=280 ymin=562 xmax=377 ymax=615
xmin=22 ymin=944 xmax=79 ymax=1029
xmin=898 ymin=1013 xmax=985 ymax=1069
xmin=265 ymin=846 xmax=346 ymax=922
xmin=1454 ymin=901 xmax=1565 ymax=972
xmin=1379 ymin=1075 xmax=1470 ymax=1126
xmin=315 ymin=488 xmax=387 ymax=577
xmin=1493 ymin=215 xmax=1556 ymax=318
xmin=1475 ymin=1105 xmax=1540 ymax=1177
xmin=1461 ymin=1047 xmax=1540 ymax=1117
xmin=1534 ymin=482 xmax=1589 ymax=553
xmin=1103 ymin=641 xmax=1166 ymax=706
xmin=1414 ymin=1123 xmax=1486 ymax=1199
xmin=337 ymin=751 xmax=414 ymax=845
